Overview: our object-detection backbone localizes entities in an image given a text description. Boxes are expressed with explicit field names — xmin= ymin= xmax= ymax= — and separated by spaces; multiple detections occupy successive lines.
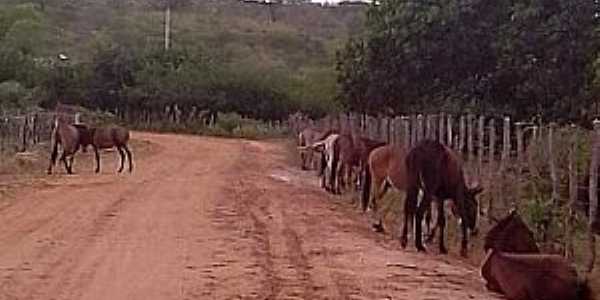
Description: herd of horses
xmin=295 ymin=125 xmax=594 ymax=300
xmin=46 ymin=116 xmax=133 ymax=175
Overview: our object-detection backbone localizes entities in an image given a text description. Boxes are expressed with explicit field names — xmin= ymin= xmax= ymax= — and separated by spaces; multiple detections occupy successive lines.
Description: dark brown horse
xmin=480 ymin=249 xmax=593 ymax=300
xmin=77 ymin=125 xmax=133 ymax=173
xmin=484 ymin=209 xmax=540 ymax=254
xmin=362 ymin=144 xmax=456 ymax=237
xmin=482 ymin=209 xmax=540 ymax=293
xmin=403 ymin=139 xmax=482 ymax=257
xmin=47 ymin=117 xmax=82 ymax=175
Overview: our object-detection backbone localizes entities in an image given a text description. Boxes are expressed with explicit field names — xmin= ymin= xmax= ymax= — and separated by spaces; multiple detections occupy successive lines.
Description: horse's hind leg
xmin=414 ymin=192 xmax=431 ymax=253
xmin=401 ymin=188 xmax=419 ymax=248
xmin=47 ymin=141 xmax=59 ymax=174
xmin=117 ymin=146 xmax=126 ymax=173
xmin=68 ymin=155 xmax=75 ymax=174
xmin=123 ymin=145 xmax=133 ymax=172
xmin=93 ymin=146 xmax=101 ymax=173
xmin=435 ymin=200 xmax=448 ymax=254
xmin=60 ymin=152 xmax=72 ymax=174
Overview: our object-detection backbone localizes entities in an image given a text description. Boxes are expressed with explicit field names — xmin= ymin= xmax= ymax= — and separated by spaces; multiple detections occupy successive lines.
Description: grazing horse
xmin=480 ymin=249 xmax=593 ymax=300
xmin=362 ymin=144 xmax=409 ymax=231
xmin=77 ymin=125 xmax=133 ymax=173
xmin=297 ymin=127 xmax=322 ymax=170
xmin=47 ymin=117 xmax=82 ymax=175
xmin=328 ymin=134 xmax=386 ymax=194
xmin=403 ymin=139 xmax=482 ymax=257
xmin=336 ymin=135 xmax=387 ymax=191
xmin=482 ymin=209 xmax=540 ymax=293
xmin=362 ymin=144 xmax=457 ymax=237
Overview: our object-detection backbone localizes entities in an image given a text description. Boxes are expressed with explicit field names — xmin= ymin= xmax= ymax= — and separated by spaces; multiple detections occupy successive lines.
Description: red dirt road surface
xmin=0 ymin=132 xmax=502 ymax=300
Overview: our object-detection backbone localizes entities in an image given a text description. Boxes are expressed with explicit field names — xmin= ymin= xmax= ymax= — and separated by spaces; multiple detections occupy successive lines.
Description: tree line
xmin=336 ymin=0 xmax=600 ymax=125
xmin=0 ymin=1 xmax=360 ymax=121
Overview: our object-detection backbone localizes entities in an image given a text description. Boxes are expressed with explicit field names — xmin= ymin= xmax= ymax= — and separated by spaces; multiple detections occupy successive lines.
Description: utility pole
xmin=164 ymin=0 xmax=171 ymax=50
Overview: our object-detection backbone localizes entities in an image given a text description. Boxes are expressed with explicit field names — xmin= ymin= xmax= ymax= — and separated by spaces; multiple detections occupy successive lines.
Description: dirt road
xmin=0 ymin=132 xmax=501 ymax=300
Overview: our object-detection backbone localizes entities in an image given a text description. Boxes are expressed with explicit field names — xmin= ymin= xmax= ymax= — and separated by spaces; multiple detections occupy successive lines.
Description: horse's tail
xmin=576 ymin=277 xmax=595 ymax=300
xmin=330 ymin=139 xmax=340 ymax=193
xmin=361 ymin=160 xmax=372 ymax=212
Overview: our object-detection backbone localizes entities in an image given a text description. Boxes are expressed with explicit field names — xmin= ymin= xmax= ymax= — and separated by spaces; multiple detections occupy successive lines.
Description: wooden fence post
xmin=487 ymin=118 xmax=496 ymax=219
xmin=446 ymin=114 xmax=453 ymax=147
xmin=386 ymin=117 xmax=392 ymax=143
xmin=402 ymin=116 xmax=410 ymax=147
xmin=515 ymin=122 xmax=524 ymax=172
xmin=369 ymin=116 xmax=378 ymax=140
xmin=467 ymin=114 xmax=474 ymax=161
xmin=500 ymin=116 xmax=511 ymax=172
xmin=459 ymin=115 xmax=466 ymax=154
xmin=565 ymin=124 xmax=577 ymax=260
xmin=395 ymin=116 xmax=402 ymax=145
xmin=548 ymin=123 xmax=559 ymax=206
xmin=478 ymin=116 xmax=485 ymax=176
xmin=416 ymin=114 xmax=424 ymax=142
xmin=438 ymin=112 xmax=445 ymax=144
xmin=588 ymin=119 xmax=600 ymax=272
xmin=431 ymin=114 xmax=438 ymax=140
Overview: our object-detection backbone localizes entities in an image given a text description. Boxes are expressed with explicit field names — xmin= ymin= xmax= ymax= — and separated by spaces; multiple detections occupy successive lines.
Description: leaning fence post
xmin=588 ymin=119 xmax=600 ymax=272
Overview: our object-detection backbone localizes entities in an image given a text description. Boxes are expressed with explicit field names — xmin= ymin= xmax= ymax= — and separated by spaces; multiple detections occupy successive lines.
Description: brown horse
xmin=362 ymin=144 xmax=409 ymax=231
xmin=482 ymin=209 xmax=540 ymax=293
xmin=77 ymin=125 xmax=133 ymax=173
xmin=403 ymin=139 xmax=482 ymax=257
xmin=330 ymin=134 xmax=386 ymax=195
xmin=47 ymin=117 xmax=82 ymax=175
xmin=480 ymin=249 xmax=593 ymax=300
xmin=484 ymin=209 xmax=540 ymax=254
xmin=362 ymin=144 xmax=456 ymax=237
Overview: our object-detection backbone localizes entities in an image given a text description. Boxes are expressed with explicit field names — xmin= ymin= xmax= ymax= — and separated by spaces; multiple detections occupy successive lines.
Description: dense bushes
xmin=336 ymin=0 xmax=600 ymax=123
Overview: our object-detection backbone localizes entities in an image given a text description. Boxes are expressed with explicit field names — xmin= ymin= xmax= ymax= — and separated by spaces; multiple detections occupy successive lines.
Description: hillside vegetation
xmin=0 ymin=0 xmax=367 ymax=119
